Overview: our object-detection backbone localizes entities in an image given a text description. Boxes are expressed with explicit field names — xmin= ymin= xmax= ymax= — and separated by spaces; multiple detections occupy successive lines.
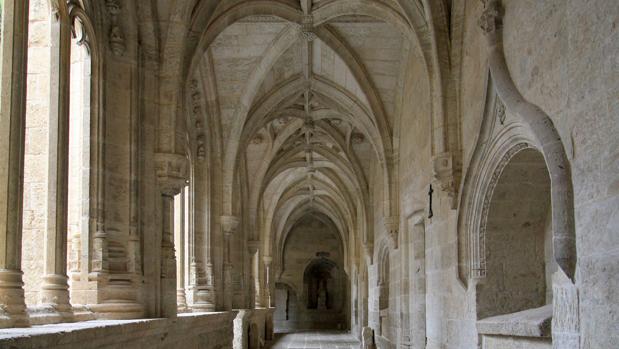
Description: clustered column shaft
xmin=39 ymin=8 xmax=72 ymax=319
xmin=0 ymin=0 xmax=30 ymax=328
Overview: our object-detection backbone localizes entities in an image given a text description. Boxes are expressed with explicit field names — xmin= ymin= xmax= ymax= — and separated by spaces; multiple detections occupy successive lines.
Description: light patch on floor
xmin=267 ymin=331 xmax=360 ymax=349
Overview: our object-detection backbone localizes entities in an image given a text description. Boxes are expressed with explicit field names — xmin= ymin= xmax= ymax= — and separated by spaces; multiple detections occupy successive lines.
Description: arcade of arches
xmin=0 ymin=0 xmax=617 ymax=348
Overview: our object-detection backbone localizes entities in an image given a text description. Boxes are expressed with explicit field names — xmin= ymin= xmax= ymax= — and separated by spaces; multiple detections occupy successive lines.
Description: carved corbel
xmin=247 ymin=240 xmax=260 ymax=255
xmin=155 ymin=153 xmax=188 ymax=197
xmin=105 ymin=0 xmax=125 ymax=56
xmin=432 ymin=152 xmax=461 ymax=209
xmin=384 ymin=216 xmax=399 ymax=249
xmin=221 ymin=215 xmax=240 ymax=236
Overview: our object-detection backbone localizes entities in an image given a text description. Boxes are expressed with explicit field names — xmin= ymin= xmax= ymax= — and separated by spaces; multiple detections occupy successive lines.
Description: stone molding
xmin=479 ymin=0 xmax=577 ymax=282
xmin=155 ymin=152 xmax=188 ymax=196
xmin=221 ymin=215 xmax=240 ymax=235
xmin=383 ymin=216 xmax=399 ymax=249
xmin=105 ymin=0 xmax=125 ymax=56
xmin=432 ymin=152 xmax=461 ymax=209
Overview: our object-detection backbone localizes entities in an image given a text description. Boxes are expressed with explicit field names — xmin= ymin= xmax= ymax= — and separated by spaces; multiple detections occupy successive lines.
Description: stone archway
xmin=477 ymin=146 xmax=554 ymax=319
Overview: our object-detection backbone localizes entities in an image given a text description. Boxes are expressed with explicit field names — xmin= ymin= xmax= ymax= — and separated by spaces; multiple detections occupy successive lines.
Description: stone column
xmin=221 ymin=215 xmax=239 ymax=311
xmin=263 ymin=256 xmax=272 ymax=308
xmin=247 ymin=241 xmax=262 ymax=308
xmin=0 ymin=0 xmax=30 ymax=328
xmin=39 ymin=6 xmax=72 ymax=320
xmin=174 ymin=188 xmax=188 ymax=312
xmin=155 ymin=152 xmax=187 ymax=318
xmin=190 ymin=163 xmax=215 ymax=311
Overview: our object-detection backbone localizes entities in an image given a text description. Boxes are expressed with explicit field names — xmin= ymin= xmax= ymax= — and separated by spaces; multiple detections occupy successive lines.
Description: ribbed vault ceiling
xmin=190 ymin=0 xmax=416 ymax=271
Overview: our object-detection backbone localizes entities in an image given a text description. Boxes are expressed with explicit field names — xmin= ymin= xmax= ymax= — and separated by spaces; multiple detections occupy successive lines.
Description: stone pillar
xmin=160 ymin=193 xmax=177 ymax=317
xmin=155 ymin=152 xmax=187 ymax=318
xmin=0 ymin=0 xmax=30 ymax=328
xmin=263 ymin=256 xmax=272 ymax=308
xmin=190 ymin=163 xmax=215 ymax=312
xmin=174 ymin=188 xmax=188 ymax=312
xmin=247 ymin=241 xmax=262 ymax=308
xmin=221 ymin=215 xmax=239 ymax=311
xmin=39 ymin=6 xmax=73 ymax=321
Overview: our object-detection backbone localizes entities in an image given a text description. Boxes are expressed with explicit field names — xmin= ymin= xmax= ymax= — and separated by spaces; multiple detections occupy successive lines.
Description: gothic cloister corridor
xmin=0 ymin=0 xmax=617 ymax=348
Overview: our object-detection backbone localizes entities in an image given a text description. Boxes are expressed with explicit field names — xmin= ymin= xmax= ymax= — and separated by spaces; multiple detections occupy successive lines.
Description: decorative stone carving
xmin=473 ymin=142 xmax=530 ymax=278
xmin=495 ymin=98 xmax=506 ymax=125
xmin=196 ymin=135 xmax=206 ymax=162
xmin=351 ymin=132 xmax=365 ymax=144
xmin=432 ymin=152 xmax=461 ymax=208
xmin=105 ymin=0 xmax=126 ymax=56
xmin=250 ymin=133 xmax=265 ymax=145
xmin=155 ymin=153 xmax=188 ymax=196
xmin=221 ymin=215 xmax=240 ymax=235
xmin=478 ymin=0 xmax=502 ymax=35
xmin=301 ymin=15 xmax=316 ymax=41
xmin=384 ymin=216 xmax=399 ymax=249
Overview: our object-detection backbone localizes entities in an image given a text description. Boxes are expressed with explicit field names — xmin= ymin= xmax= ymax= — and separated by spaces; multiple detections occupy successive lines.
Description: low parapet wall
xmin=0 ymin=311 xmax=237 ymax=349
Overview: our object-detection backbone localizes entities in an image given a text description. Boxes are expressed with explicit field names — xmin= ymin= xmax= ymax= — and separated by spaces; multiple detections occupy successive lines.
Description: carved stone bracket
xmin=432 ymin=152 xmax=461 ymax=209
xmin=221 ymin=215 xmax=240 ymax=236
xmin=155 ymin=153 xmax=188 ymax=197
xmin=105 ymin=0 xmax=125 ymax=56
xmin=384 ymin=216 xmax=399 ymax=249
xmin=247 ymin=240 xmax=260 ymax=254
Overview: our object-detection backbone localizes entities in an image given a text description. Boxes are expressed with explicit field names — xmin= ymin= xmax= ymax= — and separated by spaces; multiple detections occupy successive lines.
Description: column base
xmin=35 ymin=274 xmax=73 ymax=324
xmin=0 ymin=270 xmax=29 ymax=328
xmin=89 ymin=276 xmax=144 ymax=320
xmin=177 ymin=288 xmax=188 ymax=313
xmin=89 ymin=302 xmax=145 ymax=320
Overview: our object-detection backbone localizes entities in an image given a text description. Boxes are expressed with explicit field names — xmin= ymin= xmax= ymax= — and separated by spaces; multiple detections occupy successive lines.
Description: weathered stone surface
xmin=0 ymin=0 xmax=615 ymax=348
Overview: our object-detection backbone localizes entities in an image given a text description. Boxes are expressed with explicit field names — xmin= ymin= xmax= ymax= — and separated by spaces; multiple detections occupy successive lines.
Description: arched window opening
xmin=67 ymin=17 xmax=92 ymax=306
xmin=477 ymin=148 xmax=556 ymax=320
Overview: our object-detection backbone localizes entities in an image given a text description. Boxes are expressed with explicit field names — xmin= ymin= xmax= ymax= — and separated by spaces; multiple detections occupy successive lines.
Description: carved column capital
xmin=155 ymin=152 xmax=188 ymax=197
xmin=247 ymin=240 xmax=260 ymax=254
xmin=262 ymin=256 xmax=273 ymax=266
xmin=221 ymin=215 xmax=240 ymax=236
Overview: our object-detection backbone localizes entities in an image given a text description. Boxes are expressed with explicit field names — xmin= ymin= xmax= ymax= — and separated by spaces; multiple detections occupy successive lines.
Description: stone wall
xmin=274 ymin=216 xmax=348 ymax=331
xmin=0 ymin=312 xmax=236 ymax=349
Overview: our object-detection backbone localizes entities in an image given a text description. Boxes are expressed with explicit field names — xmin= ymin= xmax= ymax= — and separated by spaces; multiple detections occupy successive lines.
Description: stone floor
xmin=267 ymin=331 xmax=360 ymax=349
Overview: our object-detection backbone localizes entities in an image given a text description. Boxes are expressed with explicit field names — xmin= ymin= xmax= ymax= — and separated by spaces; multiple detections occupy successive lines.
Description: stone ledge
xmin=477 ymin=304 xmax=552 ymax=338
xmin=0 ymin=311 xmax=237 ymax=349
